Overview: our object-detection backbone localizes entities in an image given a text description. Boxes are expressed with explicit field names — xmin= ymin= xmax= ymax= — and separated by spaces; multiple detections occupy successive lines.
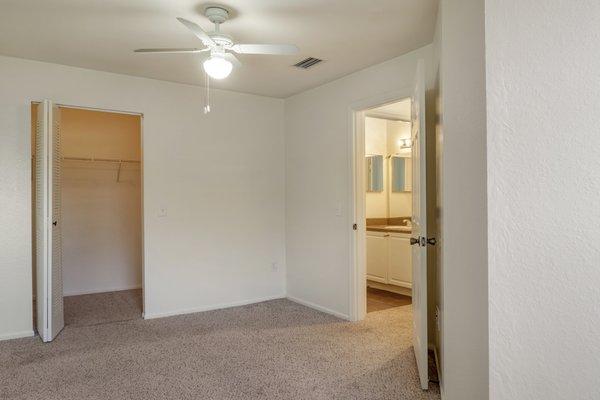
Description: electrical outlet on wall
xmin=158 ymin=206 xmax=167 ymax=217
xmin=271 ymin=262 xmax=278 ymax=272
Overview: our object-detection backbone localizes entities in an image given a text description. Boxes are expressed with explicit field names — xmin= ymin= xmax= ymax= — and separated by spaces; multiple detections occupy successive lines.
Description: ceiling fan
xmin=134 ymin=6 xmax=299 ymax=80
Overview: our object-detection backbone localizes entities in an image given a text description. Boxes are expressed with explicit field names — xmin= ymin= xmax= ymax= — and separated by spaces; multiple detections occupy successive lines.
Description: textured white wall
xmin=0 ymin=55 xmax=286 ymax=339
xmin=487 ymin=1 xmax=600 ymax=399
xmin=284 ymin=45 xmax=435 ymax=318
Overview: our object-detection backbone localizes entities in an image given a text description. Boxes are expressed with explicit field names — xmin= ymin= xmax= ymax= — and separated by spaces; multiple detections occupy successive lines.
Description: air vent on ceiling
xmin=293 ymin=57 xmax=323 ymax=69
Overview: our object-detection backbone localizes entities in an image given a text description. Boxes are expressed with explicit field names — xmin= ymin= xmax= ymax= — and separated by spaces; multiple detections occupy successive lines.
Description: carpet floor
xmin=64 ymin=289 xmax=142 ymax=327
xmin=1 ymin=298 xmax=440 ymax=400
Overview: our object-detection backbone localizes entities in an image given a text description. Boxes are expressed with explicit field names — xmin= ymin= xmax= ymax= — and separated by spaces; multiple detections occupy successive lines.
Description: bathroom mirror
xmin=391 ymin=156 xmax=412 ymax=192
xmin=366 ymin=155 xmax=384 ymax=192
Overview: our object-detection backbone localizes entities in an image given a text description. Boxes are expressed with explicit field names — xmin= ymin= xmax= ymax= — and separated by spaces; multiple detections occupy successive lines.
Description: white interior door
xmin=410 ymin=60 xmax=429 ymax=389
xmin=35 ymin=100 xmax=65 ymax=342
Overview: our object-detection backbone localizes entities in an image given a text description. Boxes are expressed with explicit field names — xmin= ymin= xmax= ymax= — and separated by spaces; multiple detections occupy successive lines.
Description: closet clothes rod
xmin=62 ymin=156 xmax=140 ymax=163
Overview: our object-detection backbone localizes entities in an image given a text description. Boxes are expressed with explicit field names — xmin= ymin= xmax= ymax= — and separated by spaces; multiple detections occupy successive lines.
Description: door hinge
xmin=427 ymin=237 xmax=437 ymax=246
xmin=352 ymin=223 xmax=357 ymax=230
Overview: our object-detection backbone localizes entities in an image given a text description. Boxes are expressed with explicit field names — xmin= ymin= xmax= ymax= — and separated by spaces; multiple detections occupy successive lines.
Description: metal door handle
xmin=410 ymin=237 xmax=420 ymax=245
xmin=52 ymin=221 xmax=57 ymax=226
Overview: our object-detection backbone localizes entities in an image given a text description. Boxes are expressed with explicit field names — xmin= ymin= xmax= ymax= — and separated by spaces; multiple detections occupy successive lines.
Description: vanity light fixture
xmin=398 ymin=138 xmax=412 ymax=149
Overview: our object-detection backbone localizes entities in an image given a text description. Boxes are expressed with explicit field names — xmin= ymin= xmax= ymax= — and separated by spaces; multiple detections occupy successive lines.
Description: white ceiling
xmin=366 ymin=98 xmax=411 ymax=121
xmin=0 ymin=0 xmax=438 ymax=98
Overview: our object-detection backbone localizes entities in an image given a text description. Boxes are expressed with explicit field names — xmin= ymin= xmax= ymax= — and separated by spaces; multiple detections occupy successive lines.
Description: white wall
xmin=0 ymin=55 xmax=285 ymax=339
xmin=487 ymin=1 xmax=600 ymax=399
xmin=437 ymin=0 xmax=488 ymax=398
xmin=62 ymin=162 xmax=142 ymax=296
xmin=285 ymin=45 xmax=435 ymax=318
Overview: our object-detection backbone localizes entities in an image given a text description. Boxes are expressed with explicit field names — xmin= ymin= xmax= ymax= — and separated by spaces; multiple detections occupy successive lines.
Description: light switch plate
xmin=335 ymin=202 xmax=343 ymax=217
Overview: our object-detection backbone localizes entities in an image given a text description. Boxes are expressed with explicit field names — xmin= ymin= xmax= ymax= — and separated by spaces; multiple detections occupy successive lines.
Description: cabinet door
xmin=388 ymin=234 xmax=412 ymax=288
xmin=366 ymin=232 xmax=388 ymax=283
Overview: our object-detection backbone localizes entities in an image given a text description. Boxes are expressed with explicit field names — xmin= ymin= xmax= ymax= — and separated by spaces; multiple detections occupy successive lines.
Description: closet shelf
xmin=62 ymin=156 xmax=140 ymax=163
xmin=62 ymin=157 xmax=140 ymax=182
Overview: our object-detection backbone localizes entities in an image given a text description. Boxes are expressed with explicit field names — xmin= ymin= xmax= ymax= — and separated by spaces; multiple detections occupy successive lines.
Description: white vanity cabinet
xmin=388 ymin=233 xmax=412 ymax=288
xmin=366 ymin=231 xmax=389 ymax=283
xmin=366 ymin=231 xmax=412 ymax=289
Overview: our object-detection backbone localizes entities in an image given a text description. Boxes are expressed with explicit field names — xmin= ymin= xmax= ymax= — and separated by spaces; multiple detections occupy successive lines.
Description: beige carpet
xmin=1 ymin=298 xmax=440 ymax=400
xmin=64 ymin=289 xmax=142 ymax=327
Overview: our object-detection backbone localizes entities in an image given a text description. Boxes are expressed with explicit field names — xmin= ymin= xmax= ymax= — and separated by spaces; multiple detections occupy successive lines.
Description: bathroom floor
xmin=367 ymin=287 xmax=412 ymax=313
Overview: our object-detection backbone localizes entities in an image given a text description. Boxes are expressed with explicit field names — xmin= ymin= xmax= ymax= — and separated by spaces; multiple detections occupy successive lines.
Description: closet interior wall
xmin=31 ymin=105 xmax=142 ymax=299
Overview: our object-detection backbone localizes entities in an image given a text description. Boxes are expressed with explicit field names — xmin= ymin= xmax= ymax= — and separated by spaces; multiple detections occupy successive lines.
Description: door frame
xmin=30 ymin=101 xmax=147 ymax=321
xmin=347 ymin=87 xmax=413 ymax=322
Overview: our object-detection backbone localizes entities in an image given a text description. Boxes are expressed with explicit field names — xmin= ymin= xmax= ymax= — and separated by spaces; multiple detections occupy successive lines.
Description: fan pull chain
xmin=204 ymin=71 xmax=211 ymax=114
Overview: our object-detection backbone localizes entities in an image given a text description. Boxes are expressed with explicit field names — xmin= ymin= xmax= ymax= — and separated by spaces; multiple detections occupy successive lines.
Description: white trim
xmin=0 ymin=330 xmax=35 ymax=342
xmin=347 ymin=88 xmax=413 ymax=322
xmin=367 ymin=280 xmax=412 ymax=297
xmin=287 ymin=296 xmax=350 ymax=320
xmin=63 ymin=285 xmax=142 ymax=297
xmin=430 ymin=343 xmax=444 ymax=395
xmin=143 ymin=294 xmax=286 ymax=320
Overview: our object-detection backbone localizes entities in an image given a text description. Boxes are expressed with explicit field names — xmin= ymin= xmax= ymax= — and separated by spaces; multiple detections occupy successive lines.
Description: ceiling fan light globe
xmin=203 ymin=56 xmax=232 ymax=79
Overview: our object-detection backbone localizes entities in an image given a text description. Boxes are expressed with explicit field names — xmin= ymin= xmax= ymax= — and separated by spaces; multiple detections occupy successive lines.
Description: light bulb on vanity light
xmin=397 ymin=138 xmax=412 ymax=149
xmin=203 ymin=55 xmax=233 ymax=79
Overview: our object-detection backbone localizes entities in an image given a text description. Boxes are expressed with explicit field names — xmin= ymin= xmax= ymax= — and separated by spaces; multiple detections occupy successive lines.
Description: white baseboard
xmin=286 ymin=295 xmax=350 ymax=320
xmin=0 ymin=330 xmax=34 ymax=342
xmin=367 ymin=280 xmax=412 ymax=297
xmin=63 ymin=284 xmax=142 ymax=297
xmin=143 ymin=294 xmax=286 ymax=320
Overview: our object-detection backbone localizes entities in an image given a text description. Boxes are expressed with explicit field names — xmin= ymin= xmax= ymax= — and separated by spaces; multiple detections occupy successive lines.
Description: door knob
xmin=410 ymin=237 xmax=420 ymax=245
xmin=52 ymin=221 xmax=57 ymax=226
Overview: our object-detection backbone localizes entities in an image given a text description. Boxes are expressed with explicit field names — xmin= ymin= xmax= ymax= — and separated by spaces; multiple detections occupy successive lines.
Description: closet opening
xmin=31 ymin=103 xmax=144 ymax=334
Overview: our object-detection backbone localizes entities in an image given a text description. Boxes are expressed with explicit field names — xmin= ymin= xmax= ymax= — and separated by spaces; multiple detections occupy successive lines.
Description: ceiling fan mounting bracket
xmin=205 ymin=6 xmax=230 ymax=25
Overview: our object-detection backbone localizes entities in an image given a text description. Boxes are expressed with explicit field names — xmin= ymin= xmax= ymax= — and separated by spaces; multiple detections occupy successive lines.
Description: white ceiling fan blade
xmin=176 ymin=17 xmax=217 ymax=48
xmin=222 ymin=52 xmax=242 ymax=67
xmin=231 ymin=44 xmax=299 ymax=55
xmin=134 ymin=48 xmax=209 ymax=54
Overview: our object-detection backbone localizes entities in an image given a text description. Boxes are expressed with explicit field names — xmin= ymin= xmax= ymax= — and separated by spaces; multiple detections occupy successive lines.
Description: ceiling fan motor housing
xmin=205 ymin=7 xmax=229 ymax=24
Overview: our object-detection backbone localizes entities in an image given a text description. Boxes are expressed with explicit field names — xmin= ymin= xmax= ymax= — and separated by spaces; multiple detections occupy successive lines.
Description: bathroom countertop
xmin=366 ymin=225 xmax=412 ymax=234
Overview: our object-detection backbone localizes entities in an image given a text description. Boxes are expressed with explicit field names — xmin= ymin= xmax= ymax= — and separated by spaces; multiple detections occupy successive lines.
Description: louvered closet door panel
xmin=49 ymin=104 xmax=65 ymax=339
xmin=35 ymin=101 xmax=49 ymax=338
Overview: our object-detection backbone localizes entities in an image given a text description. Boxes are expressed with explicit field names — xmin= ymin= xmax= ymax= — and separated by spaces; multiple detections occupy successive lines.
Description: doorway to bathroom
xmin=31 ymin=101 xmax=144 ymax=342
xmin=363 ymin=98 xmax=414 ymax=313
xmin=349 ymin=60 xmax=430 ymax=390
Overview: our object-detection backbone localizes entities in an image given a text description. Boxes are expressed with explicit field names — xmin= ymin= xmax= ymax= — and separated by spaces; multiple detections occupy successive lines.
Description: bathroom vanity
xmin=366 ymin=222 xmax=412 ymax=294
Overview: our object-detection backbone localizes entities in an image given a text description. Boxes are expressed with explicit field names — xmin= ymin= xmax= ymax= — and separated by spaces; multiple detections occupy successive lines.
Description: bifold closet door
xmin=35 ymin=100 xmax=65 ymax=342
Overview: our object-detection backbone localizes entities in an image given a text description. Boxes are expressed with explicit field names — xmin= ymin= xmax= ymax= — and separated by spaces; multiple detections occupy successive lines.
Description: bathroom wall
xmin=364 ymin=117 xmax=388 ymax=218
xmin=387 ymin=120 xmax=412 ymax=218
xmin=365 ymin=117 xmax=412 ymax=219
